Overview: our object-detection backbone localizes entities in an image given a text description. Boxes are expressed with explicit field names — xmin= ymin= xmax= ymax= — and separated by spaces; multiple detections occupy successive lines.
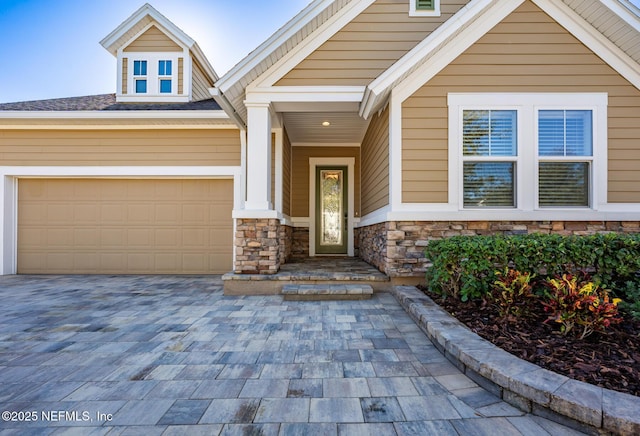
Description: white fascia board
xmin=210 ymin=87 xmax=247 ymax=129
xmin=0 ymin=111 xmax=231 ymax=120
xmin=216 ymin=0 xmax=336 ymax=93
xmin=361 ymin=0 xmax=501 ymax=119
xmin=246 ymin=86 xmax=366 ymax=104
xmin=602 ymin=0 xmax=640 ymax=30
xmin=249 ymin=0 xmax=377 ymax=89
xmin=533 ymin=0 xmax=640 ymax=90
xmin=101 ymin=3 xmax=196 ymax=55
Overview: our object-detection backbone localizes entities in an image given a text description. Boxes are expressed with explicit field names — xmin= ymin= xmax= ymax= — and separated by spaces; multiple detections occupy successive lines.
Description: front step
xmin=282 ymin=284 xmax=373 ymax=301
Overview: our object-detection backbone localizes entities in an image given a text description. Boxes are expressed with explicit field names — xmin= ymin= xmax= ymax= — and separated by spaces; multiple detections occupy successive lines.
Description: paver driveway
xmin=0 ymin=275 xmax=585 ymax=435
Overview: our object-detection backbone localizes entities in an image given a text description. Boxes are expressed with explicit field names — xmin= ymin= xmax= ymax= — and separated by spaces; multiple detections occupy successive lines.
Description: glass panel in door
xmin=316 ymin=167 xmax=347 ymax=254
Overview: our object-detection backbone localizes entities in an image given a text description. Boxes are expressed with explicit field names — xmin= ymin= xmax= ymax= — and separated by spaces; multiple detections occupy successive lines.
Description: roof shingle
xmin=0 ymin=94 xmax=222 ymax=111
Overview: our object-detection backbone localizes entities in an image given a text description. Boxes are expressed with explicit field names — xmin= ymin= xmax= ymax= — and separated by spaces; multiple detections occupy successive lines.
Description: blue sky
xmin=0 ymin=0 xmax=310 ymax=103
xmin=1 ymin=0 xmax=639 ymax=104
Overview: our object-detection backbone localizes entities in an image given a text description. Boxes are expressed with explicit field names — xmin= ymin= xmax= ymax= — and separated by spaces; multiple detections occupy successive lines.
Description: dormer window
xmin=126 ymin=55 xmax=178 ymax=97
xmin=158 ymin=60 xmax=172 ymax=93
xmin=133 ymin=60 xmax=148 ymax=94
xmin=410 ymin=0 xmax=440 ymax=16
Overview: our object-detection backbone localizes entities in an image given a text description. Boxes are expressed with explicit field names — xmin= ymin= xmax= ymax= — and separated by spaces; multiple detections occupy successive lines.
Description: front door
xmin=315 ymin=166 xmax=348 ymax=255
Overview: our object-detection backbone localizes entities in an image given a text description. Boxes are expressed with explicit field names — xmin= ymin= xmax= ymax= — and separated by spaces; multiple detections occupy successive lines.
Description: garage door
xmin=18 ymin=179 xmax=233 ymax=274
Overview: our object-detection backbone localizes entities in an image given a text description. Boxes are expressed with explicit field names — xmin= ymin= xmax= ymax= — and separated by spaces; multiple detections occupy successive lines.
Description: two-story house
xmin=1 ymin=1 xmax=639 ymax=290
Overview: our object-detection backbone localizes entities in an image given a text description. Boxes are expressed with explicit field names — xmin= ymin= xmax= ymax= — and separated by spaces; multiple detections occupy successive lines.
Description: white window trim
xmin=410 ymin=0 xmax=441 ymax=17
xmin=448 ymin=93 xmax=608 ymax=213
xmin=117 ymin=52 xmax=190 ymax=103
xmin=129 ymin=54 xmax=178 ymax=96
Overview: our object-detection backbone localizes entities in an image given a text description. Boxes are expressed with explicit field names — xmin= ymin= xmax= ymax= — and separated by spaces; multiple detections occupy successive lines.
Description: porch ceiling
xmin=282 ymin=111 xmax=369 ymax=145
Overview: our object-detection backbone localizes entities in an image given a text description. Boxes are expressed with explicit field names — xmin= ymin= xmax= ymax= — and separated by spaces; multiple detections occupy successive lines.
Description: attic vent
xmin=416 ymin=0 xmax=434 ymax=10
xmin=410 ymin=0 xmax=440 ymax=16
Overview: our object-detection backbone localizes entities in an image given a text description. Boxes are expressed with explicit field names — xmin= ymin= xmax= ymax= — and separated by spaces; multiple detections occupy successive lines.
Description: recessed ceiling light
xmin=322 ymin=121 xmax=331 ymax=127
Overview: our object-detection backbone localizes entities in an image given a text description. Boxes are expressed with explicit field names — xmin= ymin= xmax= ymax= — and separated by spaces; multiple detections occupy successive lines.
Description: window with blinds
xmin=462 ymin=110 xmax=517 ymax=207
xmin=538 ymin=110 xmax=592 ymax=207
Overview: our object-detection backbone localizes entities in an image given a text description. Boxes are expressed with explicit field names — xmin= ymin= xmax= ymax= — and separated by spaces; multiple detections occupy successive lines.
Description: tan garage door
xmin=18 ymin=178 xmax=233 ymax=274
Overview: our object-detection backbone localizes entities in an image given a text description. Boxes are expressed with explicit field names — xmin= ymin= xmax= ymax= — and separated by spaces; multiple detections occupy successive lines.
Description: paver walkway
xmin=0 ymin=275 xmax=586 ymax=435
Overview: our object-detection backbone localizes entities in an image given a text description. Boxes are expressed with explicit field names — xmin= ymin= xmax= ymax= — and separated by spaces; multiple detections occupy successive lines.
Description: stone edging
xmin=391 ymin=286 xmax=640 ymax=436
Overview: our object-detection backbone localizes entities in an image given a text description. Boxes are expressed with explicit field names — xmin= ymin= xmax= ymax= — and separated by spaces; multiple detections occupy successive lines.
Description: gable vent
xmin=416 ymin=0 xmax=435 ymax=10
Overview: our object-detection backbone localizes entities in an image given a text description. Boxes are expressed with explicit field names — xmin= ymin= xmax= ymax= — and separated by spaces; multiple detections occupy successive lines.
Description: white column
xmin=0 ymin=176 xmax=17 ymax=275
xmin=245 ymin=102 xmax=273 ymax=211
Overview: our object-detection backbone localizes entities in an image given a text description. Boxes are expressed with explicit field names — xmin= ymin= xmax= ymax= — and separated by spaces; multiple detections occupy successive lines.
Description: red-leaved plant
xmin=491 ymin=268 xmax=538 ymax=322
xmin=541 ymin=272 xmax=623 ymax=339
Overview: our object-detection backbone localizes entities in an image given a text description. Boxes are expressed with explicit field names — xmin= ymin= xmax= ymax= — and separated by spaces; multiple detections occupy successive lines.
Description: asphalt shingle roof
xmin=0 ymin=94 xmax=222 ymax=111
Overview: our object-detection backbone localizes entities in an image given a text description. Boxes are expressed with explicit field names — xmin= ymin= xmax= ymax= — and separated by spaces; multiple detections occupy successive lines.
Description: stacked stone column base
xmin=234 ymin=218 xmax=282 ymax=274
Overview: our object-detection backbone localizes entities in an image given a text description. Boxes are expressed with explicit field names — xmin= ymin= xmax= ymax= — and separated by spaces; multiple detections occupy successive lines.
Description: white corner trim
xmin=274 ymin=129 xmax=284 ymax=215
xmin=389 ymin=90 xmax=404 ymax=212
xmin=531 ymin=0 xmax=640 ymax=90
xmin=0 ymin=176 xmax=17 ymax=275
xmin=246 ymin=0 xmax=377 ymax=89
xmin=309 ymin=157 xmax=355 ymax=257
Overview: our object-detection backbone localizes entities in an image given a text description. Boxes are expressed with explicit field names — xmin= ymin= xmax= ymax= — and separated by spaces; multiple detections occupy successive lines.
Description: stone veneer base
xmin=391 ymin=285 xmax=640 ymax=436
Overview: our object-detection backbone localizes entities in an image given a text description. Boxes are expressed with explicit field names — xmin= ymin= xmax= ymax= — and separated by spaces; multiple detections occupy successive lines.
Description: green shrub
xmin=424 ymin=233 xmax=640 ymax=309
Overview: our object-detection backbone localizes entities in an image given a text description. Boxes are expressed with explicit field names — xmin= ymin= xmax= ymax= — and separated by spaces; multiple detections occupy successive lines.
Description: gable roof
xmin=100 ymin=3 xmax=218 ymax=83
xmin=367 ymin=0 xmax=640 ymax=118
xmin=215 ymin=0 xmax=640 ymax=123
xmin=213 ymin=0 xmax=361 ymax=126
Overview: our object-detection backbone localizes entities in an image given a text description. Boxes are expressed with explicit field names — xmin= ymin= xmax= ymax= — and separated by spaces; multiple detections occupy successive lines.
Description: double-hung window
xmin=538 ymin=110 xmax=592 ymax=207
xmin=158 ymin=60 xmax=172 ymax=94
xmin=449 ymin=93 xmax=606 ymax=212
xmin=133 ymin=60 xmax=147 ymax=94
xmin=462 ymin=110 xmax=517 ymax=207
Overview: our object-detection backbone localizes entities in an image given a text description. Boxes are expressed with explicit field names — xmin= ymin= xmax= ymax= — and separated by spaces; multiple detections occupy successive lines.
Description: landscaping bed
xmin=422 ymin=233 xmax=640 ymax=397
xmin=420 ymin=285 xmax=640 ymax=397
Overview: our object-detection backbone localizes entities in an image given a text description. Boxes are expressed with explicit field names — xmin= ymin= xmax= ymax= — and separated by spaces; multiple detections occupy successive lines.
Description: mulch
xmin=418 ymin=286 xmax=640 ymax=397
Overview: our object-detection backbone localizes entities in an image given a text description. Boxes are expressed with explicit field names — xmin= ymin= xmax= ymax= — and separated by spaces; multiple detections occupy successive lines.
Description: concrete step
xmin=282 ymin=284 xmax=373 ymax=301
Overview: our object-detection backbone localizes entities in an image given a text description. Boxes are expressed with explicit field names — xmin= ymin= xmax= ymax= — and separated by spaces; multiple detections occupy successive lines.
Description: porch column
xmin=245 ymin=102 xmax=272 ymax=211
